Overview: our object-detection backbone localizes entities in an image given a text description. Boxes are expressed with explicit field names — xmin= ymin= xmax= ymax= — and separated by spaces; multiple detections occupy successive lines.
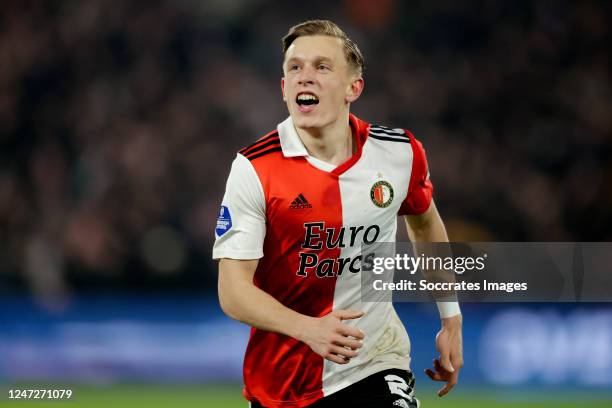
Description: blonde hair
xmin=282 ymin=20 xmax=365 ymax=75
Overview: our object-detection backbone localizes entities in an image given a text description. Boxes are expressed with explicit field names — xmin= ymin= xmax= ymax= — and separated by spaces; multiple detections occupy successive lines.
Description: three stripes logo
xmin=289 ymin=193 xmax=312 ymax=210
xmin=239 ymin=131 xmax=281 ymax=161
xmin=369 ymin=125 xmax=410 ymax=144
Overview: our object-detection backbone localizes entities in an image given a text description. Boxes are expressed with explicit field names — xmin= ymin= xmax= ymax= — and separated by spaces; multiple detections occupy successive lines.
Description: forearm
xmin=219 ymin=265 xmax=310 ymax=340
xmin=405 ymin=202 xmax=460 ymax=317
xmin=404 ymin=202 xmax=451 ymax=274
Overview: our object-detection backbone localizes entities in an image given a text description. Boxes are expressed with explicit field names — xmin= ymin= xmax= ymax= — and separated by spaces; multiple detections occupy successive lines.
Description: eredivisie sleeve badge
xmin=370 ymin=180 xmax=394 ymax=208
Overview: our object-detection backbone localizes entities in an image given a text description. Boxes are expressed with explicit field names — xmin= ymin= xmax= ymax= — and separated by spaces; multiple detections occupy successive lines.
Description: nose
xmin=297 ymin=65 xmax=315 ymax=86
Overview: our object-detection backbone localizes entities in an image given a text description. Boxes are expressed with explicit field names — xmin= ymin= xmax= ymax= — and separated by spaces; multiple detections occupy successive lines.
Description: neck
xmin=295 ymin=112 xmax=354 ymax=165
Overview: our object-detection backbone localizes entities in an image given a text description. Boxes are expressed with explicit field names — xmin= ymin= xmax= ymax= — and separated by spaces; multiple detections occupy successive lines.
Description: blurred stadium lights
xmin=0 ymin=1 xmax=610 ymax=401
xmin=140 ymin=225 xmax=188 ymax=274
xmin=480 ymin=308 xmax=612 ymax=385
xmin=2 ymin=298 xmax=611 ymax=388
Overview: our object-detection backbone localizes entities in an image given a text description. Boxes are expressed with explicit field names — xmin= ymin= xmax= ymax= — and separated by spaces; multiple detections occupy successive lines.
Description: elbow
xmin=218 ymin=289 xmax=234 ymax=319
xmin=218 ymin=258 xmax=258 ymax=322
xmin=407 ymin=217 xmax=434 ymax=242
xmin=218 ymin=283 xmax=241 ymax=321
xmin=412 ymin=220 xmax=434 ymax=241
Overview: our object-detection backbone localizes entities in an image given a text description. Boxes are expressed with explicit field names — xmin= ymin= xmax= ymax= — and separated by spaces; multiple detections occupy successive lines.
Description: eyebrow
xmin=285 ymin=56 xmax=334 ymax=65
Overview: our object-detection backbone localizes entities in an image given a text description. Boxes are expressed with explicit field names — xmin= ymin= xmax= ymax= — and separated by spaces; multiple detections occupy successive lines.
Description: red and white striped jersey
xmin=213 ymin=113 xmax=433 ymax=407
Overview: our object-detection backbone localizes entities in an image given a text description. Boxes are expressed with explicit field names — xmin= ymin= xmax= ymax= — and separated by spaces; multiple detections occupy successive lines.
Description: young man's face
xmin=282 ymin=35 xmax=363 ymax=130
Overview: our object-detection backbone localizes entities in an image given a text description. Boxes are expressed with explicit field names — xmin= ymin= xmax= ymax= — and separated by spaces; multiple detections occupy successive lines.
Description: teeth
xmin=297 ymin=94 xmax=318 ymax=101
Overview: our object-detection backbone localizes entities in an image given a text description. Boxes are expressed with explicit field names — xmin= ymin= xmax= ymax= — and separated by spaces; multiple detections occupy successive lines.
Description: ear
xmin=346 ymin=77 xmax=364 ymax=103
xmin=281 ymin=78 xmax=286 ymax=102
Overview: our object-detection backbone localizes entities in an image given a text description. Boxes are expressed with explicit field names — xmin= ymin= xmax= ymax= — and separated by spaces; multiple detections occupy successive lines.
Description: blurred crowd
xmin=0 ymin=0 xmax=610 ymax=301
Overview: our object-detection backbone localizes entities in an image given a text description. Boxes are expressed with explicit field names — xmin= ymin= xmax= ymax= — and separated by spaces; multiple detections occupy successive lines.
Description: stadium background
xmin=0 ymin=0 xmax=611 ymax=407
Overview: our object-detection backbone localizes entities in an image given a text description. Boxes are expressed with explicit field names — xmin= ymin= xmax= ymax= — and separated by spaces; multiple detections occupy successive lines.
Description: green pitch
xmin=1 ymin=384 xmax=611 ymax=407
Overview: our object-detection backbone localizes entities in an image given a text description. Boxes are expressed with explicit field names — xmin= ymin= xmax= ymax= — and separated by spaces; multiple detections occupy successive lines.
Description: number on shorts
xmin=384 ymin=374 xmax=412 ymax=399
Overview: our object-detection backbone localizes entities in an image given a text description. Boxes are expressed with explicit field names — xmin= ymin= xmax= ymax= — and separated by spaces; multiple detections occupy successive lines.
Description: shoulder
xmin=238 ymin=129 xmax=281 ymax=161
xmin=366 ymin=123 xmax=430 ymax=166
xmin=368 ymin=123 xmax=428 ymax=154
xmin=368 ymin=124 xmax=412 ymax=144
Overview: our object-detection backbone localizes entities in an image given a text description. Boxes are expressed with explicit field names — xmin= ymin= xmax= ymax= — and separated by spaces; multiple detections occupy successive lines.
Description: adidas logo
xmin=289 ymin=193 xmax=312 ymax=209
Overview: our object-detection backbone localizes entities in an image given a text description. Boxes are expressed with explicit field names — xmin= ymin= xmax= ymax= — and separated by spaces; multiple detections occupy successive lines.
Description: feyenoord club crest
xmin=370 ymin=180 xmax=394 ymax=208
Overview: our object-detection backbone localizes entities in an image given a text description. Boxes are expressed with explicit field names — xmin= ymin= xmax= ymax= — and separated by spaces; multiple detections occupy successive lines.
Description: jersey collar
xmin=277 ymin=116 xmax=309 ymax=157
xmin=276 ymin=114 xmax=369 ymax=158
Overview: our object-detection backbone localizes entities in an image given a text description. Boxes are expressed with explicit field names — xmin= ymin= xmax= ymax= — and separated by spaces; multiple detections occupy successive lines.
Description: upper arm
xmin=218 ymin=258 xmax=259 ymax=316
xmin=219 ymin=258 xmax=259 ymax=287
xmin=213 ymin=154 xmax=266 ymax=260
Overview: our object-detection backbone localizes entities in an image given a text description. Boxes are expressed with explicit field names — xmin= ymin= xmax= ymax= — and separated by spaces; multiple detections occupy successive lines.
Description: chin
xmin=292 ymin=112 xmax=332 ymax=130
xmin=292 ymin=115 xmax=319 ymax=129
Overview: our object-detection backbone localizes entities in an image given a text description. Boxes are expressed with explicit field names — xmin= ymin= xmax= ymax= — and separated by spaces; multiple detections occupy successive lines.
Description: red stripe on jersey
xmin=243 ymin=153 xmax=343 ymax=407
xmin=331 ymin=114 xmax=369 ymax=176
xmin=374 ymin=185 xmax=384 ymax=203
xmin=398 ymin=130 xmax=433 ymax=215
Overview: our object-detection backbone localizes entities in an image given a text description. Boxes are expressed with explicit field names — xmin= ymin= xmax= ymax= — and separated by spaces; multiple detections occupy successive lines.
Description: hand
xmin=425 ymin=314 xmax=463 ymax=397
xmin=298 ymin=310 xmax=365 ymax=365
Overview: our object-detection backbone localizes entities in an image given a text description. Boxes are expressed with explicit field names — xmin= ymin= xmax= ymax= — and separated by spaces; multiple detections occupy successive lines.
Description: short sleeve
xmin=398 ymin=132 xmax=434 ymax=215
xmin=212 ymin=154 xmax=266 ymax=260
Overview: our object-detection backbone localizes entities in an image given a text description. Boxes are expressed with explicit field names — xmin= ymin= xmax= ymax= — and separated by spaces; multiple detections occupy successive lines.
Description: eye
xmin=318 ymin=64 xmax=330 ymax=71
xmin=289 ymin=65 xmax=300 ymax=71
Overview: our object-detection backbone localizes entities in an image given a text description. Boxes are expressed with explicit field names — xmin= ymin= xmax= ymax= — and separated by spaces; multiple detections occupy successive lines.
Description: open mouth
xmin=296 ymin=92 xmax=319 ymax=107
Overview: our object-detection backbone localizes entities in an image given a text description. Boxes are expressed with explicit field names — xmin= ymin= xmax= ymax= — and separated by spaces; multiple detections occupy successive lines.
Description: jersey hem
xmin=322 ymin=357 xmax=411 ymax=397
xmin=212 ymin=249 xmax=264 ymax=260
xmin=245 ymin=389 xmax=324 ymax=408
xmin=242 ymin=359 xmax=412 ymax=407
